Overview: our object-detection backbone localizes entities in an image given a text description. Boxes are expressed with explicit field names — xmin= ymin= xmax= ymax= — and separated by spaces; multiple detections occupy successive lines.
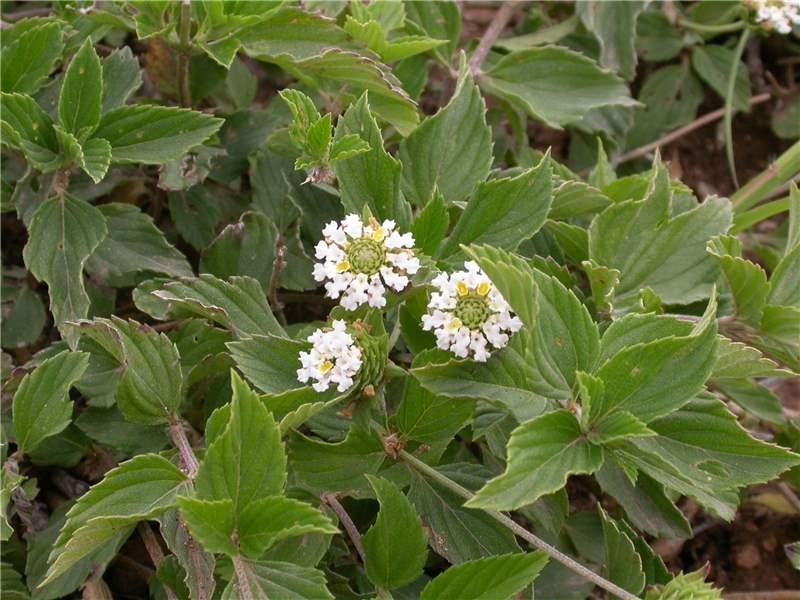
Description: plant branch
xmin=615 ymin=92 xmax=771 ymax=165
xmin=468 ymin=0 xmax=521 ymax=75
xmin=231 ymin=554 xmax=254 ymax=600
xmin=177 ymin=0 xmax=193 ymax=108
xmin=321 ymin=492 xmax=367 ymax=564
xmin=138 ymin=522 xmax=177 ymax=600
xmin=268 ymin=236 xmax=288 ymax=327
xmin=677 ymin=18 xmax=746 ymax=34
xmin=724 ymin=27 xmax=751 ymax=188
xmin=398 ymin=449 xmax=640 ymax=600
xmin=169 ymin=419 xmax=199 ymax=480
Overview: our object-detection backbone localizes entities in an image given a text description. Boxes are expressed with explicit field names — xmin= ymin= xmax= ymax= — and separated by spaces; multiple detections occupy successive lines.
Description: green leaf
xmin=49 ymin=453 xmax=188 ymax=575
xmin=481 ymin=46 xmax=637 ymax=128
xmin=404 ymin=1 xmax=460 ymax=63
xmin=12 ymin=350 xmax=88 ymax=454
xmin=200 ymin=211 xmax=278 ymax=290
xmin=152 ymin=274 xmax=284 ymax=339
xmin=440 ymin=155 xmax=553 ymax=257
xmin=582 ymin=259 xmax=620 ymax=317
xmin=176 ymin=497 xmax=237 ymax=555
xmin=329 ymin=133 xmax=370 ymax=163
xmin=644 ymin=569 xmax=722 ymax=600
xmin=711 ymin=338 xmax=788 ymax=381
xmin=396 ymin=376 xmax=474 ymax=445
xmin=157 ymin=509 xmax=216 ymax=600
xmin=420 ymin=552 xmax=548 ymax=600
xmin=578 ymin=1 xmax=645 ymax=81
xmin=112 ymin=318 xmax=183 ymax=425
xmin=715 ymin=380 xmax=784 ymax=425
xmin=289 ymin=427 xmax=385 ymax=495
xmin=707 ymin=235 xmax=768 ymax=325
xmin=1 ymin=562 xmax=29 ymax=600
xmin=591 ymin=295 xmax=718 ymax=424
xmin=467 ymin=410 xmax=604 ymax=511
xmin=1 ymin=285 xmax=46 ymax=349
xmin=87 ymin=203 xmax=192 ymax=281
xmin=58 ymin=38 xmax=102 ymax=139
xmin=334 ymin=93 xmax=411 ymax=229
xmin=222 ymin=559 xmax=333 ymax=600
xmin=227 ymin=335 xmax=306 ymax=394
xmin=80 ymin=137 xmax=112 ymax=183
xmin=196 ymin=372 xmax=285 ymax=513
xmin=589 ymin=159 xmax=732 ymax=309
xmin=408 ymin=470 xmax=520 ymax=565
xmin=168 ymin=185 xmax=223 ymax=250
xmin=362 ymin=475 xmax=428 ymax=590
xmin=691 ymin=45 xmax=751 ymax=111
xmin=22 ymin=193 xmax=108 ymax=348
xmin=101 ymin=46 xmax=142 ymax=113
xmin=399 ymin=66 xmax=492 ymax=206
xmin=549 ymin=180 xmax=611 ymax=221
xmin=412 ymin=188 xmax=449 ymax=255
xmin=599 ymin=508 xmax=646 ymax=596
xmin=279 ymin=89 xmax=321 ymax=145
xmin=768 ymin=244 xmax=800 ymax=309
xmin=0 ymin=92 xmax=58 ymax=154
xmin=75 ymin=406 xmax=168 ymax=457
xmin=237 ymin=496 xmax=338 ymax=558
xmin=93 ymin=105 xmax=224 ymax=164
xmin=0 ymin=22 xmax=64 ymax=94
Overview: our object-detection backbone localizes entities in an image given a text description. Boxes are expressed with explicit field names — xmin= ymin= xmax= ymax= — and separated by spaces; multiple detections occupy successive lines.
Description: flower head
xmin=314 ymin=214 xmax=420 ymax=310
xmin=746 ymin=0 xmax=800 ymax=33
xmin=297 ymin=320 xmax=363 ymax=392
xmin=421 ymin=261 xmax=523 ymax=362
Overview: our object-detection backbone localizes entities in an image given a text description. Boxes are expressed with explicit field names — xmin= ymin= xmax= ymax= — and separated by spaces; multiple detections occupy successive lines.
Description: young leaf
xmin=227 ymin=335 xmax=306 ymax=394
xmin=101 ymin=46 xmax=143 ymax=113
xmin=12 ymin=350 xmax=89 ymax=454
xmin=0 ymin=22 xmax=64 ymax=94
xmin=87 ymin=203 xmax=193 ymax=281
xmin=644 ymin=569 xmax=722 ymax=600
xmin=481 ymin=46 xmax=637 ymax=128
xmin=92 ymin=105 xmax=224 ymax=164
xmin=404 ymin=1 xmax=460 ymax=63
xmin=419 ymin=552 xmax=548 ymax=600
xmin=412 ymin=189 xmax=449 ymax=255
xmin=176 ymin=497 xmax=237 ymax=555
xmin=80 ymin=137 xmax=112 ymax=183
xmin=152 ymin=274 xmax=285 ymax=339
xmin=362 ymin=475 xmax=428 ymax=590
xmin=468 ymin=410 xmax=604 ymax=511
xmin=58 ymin=38 xmax=102 ymax=139
xmin=22 ymin=194 xmax=108 ymax=348
xmin=334 ymin=93 xmax=411 ymax=229
xmin=440 ymin=155 xmax=553 ymax=257
xmin=706 ymin=235 xmax=768 ymax=325
xmin=399 ymin=66 xmax=492 ymax=206
xmin=222 ymin=559 xmax=334 ymax=600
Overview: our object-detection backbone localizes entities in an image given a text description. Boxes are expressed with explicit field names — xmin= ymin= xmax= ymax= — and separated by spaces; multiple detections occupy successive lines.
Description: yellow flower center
xmin=456 ymin=281 xmax=469 ymax=297
xmin=477 ymin=282 xmax=491 ymax=296
xmin=319 ymin=360 xmax=334 ymax=374
xmin=336 ymin=260 xmax=350 ymax=273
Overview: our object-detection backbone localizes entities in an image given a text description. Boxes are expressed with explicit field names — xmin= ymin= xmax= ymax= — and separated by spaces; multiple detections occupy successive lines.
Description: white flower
xmin=747 ymin=0 xmax=800 ymax=34
xmin=421 ymin=261 xmax=523 ymax=362
xmin=314 ymin=214 xmax=420 ymax=310
xmin=297 ymin=320 xmax=363 ymax=392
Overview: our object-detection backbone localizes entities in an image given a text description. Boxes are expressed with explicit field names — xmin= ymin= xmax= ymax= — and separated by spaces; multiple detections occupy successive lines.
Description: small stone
xmin=734 ymin=544 xmax=761 ymax=569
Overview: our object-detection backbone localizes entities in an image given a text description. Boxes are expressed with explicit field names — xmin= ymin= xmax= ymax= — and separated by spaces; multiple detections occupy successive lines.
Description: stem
xmin=777 ymin=481 xmax=800 ymax=514
xmin=321 ymin=493 xmax=366 ymax=564
xmin=232 ymin=555 xmax=254 ymax=600
xmin=724 ymin=27 xmax=751 ymax=189
xmin=730 ymin=196 xmax=790 ymax=234
xmin=468 ymin=0 xmax=520 ymax=75
xmin=615 ymin=93 xmax=771 ymax=165
xmin=732 ymin=140 xmax=800 ymax=212
xmin=268 ymin=236 xmax=288 ymax=327
xmin=169 ymin=419 xmax=199 ymax=480
xmin=399 ymin=450 xmax=640 ymax=600
xmin=177 ymin=0 xmax=192 ymax=108
xmin=138 ymin=522 xmax=178 ymax=600
xmin=677 ymin=17 xmax=746 ymax=34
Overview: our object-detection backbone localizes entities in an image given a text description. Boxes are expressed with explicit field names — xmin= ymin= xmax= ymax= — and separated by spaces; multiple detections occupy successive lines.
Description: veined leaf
xmin=692 ymin=45 xmax=751 ymax=111
xmin=396 ymin=376 xmax=474 ymax=445
xmin=177 ymin=497 xmax=237 ymax=556
xmin=0 ymin=22 xmax=64 ymax=94
xmin=92 ymin=105 xmax=223 ymax=164
xmin=101 ymin=46 xmax=142 ymax=113
xmin=710 ymin=338 xmax=789 ymax=381
xmin=707 ymin=235 xmax=768 ymax=325
xmin=412 ymin=189 xmax=449 ymax=256
xmin=644 ymin=570 xmax=722 ymax=600
xmin=362 ymin=475 xmax=428 ymax=590
xmin=227 ymin=335 xmax=306 ymax=394
xmin=399 ymin=65 xmax=491 ymax=206
xmin=22 ymin=194 xmax=108 ymax=348
xmin=578 ymin=1 xmax=645 ymax=81
xmin=468 ymin=410 xmax=604 ymax=511
xmin=12 ymin=350 xmax=89 ymax=454
xmin=0 ymin=92 xmax=58 ymax=153
xmin=420 ymin=552 xmax=548 ymax=600
xmin=81 ymin=137 xmax=112 ymax=183
xmin=599 ymin=508 xmax=646 ymax=596
xmin=58 ymin=38 xmax=102 ymax=139
xmin=768 ymin=244 xmax=800 ymax=309
xmin=222 ymin=558 xmax=333 ymax=600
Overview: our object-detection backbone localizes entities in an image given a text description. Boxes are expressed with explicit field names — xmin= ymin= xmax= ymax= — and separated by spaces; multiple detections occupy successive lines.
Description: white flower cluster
xmin=422 ymin=261 xmax=523 ymax=362
xmin=748 ymin=0 xmax=800 ymax=33
xmin=314 ymin=214 xmax=420 ymax=310
xmin=297 ymin=320 xmax=363 ymax=392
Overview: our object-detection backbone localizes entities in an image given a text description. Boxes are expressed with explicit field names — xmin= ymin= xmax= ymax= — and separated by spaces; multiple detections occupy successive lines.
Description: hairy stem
xmin=321 ymin=492 xmax=367 ymax=564
xmin=468 ymin=0 xmax=520 ymax=75
xmin=177 ymin=0 xmax=192 ymax=108
xmin=232 ymin=554 xmax=254 ymax=600
xmin=169 ymin=419 xmax=199 ymax=480
xmin=399 ymin=449 xmax=640 ymax=600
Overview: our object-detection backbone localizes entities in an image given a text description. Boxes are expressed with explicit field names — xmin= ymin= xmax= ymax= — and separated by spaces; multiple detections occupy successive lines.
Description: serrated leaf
xmin=177 ymin=497 xmax=237 ymax=555
xmin=599 ymin=508 xmax=647 ymax=596
xmin=549 ymin=180 xmax=611 ymax=221
xmin=481 ymin=46 xmax=638 ymax=128
xmin=707 ymin=235 xmax=768 ymax=325
xmin=440 ymin=156 xmax=552 ymax=257
xmin=468 ymin=410 xmax=604 ymax=511
xmin=404 ymin=1 xmax=460 ymax=63
xmin=334 ymin=93 xmax=411 ymax=229
xmin=399 ymin=67 xmax=491 ymax=206
xmin=710 ymin=338 xmax=789 ymax=381
xmin=1 ymin=562 xmax=28 ymax=600
xmin=412 ymin=189 xmax=449 ymax=255
xmin=691 ymin=45 xmax=750 ymax=111
xmin=420 ymin=552 xmax=548 ymax=600
xmin=289 ymin=427 xmax=385 ymax=495
xmin=12 ymin=350 xmax=89 ymax=454
xmin=22 ymin=193 xmax=108 ymax=348
xmin=93 ymin=105 xmax=224 ymax=164
xmin=578 ymin=1 xmax=645 ymax=81
xmin=87 ymin=203 xmax=192 ymax=281
xmin=158 ymin=509 xmax=216 ymax=600
xmin=227 ymin=334 xmax=305 ymax=394
xmin=396 ymin=376 xmax=474 ymax=445
xmin=328 ymin=133 xmax=370 ymax=163
xmin=222 ymin=559 xmax=333 ymax=600
xmin=0 ymin=22 xmax=64 ymax=94
xmin=644 ymin=569 xmax=722 ymax=600
xmin=362 ymin=475 xmax=427 ymax=590
xmin=152 ymin=274 xmax=284 ymax=339
xmin=768 ymin=244 xmax=800 ymax=309
xmin=714 ymin=379 xmax=785 ymax=425
xmin=101 ymin=46 xmax=142 ymax=113
xmin=0 ymin=92 xmax=58 ymax=154
xmin=81 ymin=137 xmax=111 ymax=183
xmin=58 ymin=38 xmax=102 ymax=139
